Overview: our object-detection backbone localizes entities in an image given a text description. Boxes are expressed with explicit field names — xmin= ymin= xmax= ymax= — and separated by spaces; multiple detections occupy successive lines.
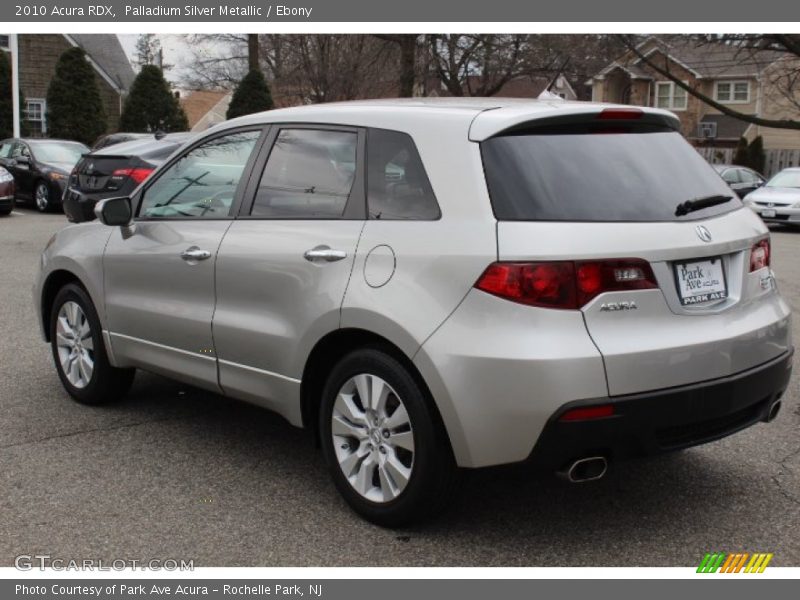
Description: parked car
xmin=0 ymin=166 xmax=15 ymax=215
xmin=63 ymin=133 xmax=193 ymax=223
xmin=34 ymin=99 xmax=792 ymax=526
xmin=0 ymin=138 xmax=89 ymax=212
xmin=712 ymin=164 xmax=766 ymax=198
xmin=742 ymin=167 xmax=800 ymax=225
xmin=91 ymin=132 xmax=152 ymax=151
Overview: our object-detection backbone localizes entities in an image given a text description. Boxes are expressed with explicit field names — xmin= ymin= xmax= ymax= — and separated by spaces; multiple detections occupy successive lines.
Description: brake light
xmin=474 ymin=259 xmax=658 ymax=309
xmin=559 ymin=404 xmax=615 ymax=422
xmin=112 ymin=167 xmax=154 ymax=184
xmin=750 ymin=239 xmax=770 ymax=272
xmin=597 ymin=108 xmax=644 ymax=120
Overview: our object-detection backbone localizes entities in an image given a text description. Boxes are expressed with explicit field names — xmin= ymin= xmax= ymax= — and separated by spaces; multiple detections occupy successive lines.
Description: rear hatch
xmin=479 ymin=108 xmax=791 ymax=396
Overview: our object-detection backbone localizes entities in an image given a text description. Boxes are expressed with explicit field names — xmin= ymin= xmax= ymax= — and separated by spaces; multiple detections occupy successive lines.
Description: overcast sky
xmin=118 ymin=33 xmax=197 ymax=86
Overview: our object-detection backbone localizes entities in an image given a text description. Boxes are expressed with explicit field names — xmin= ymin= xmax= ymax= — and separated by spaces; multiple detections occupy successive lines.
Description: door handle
xmin=180 ymin=247 xmax=212 ymax=262
xmin=304 ymin=245 xmax=347 ymax=262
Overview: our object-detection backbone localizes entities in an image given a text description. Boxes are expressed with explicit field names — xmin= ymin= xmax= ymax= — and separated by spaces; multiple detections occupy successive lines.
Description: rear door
xmin=212 ymin=125 xmax=365 ymax=423
xmin=481 ymin=116 xmax=791 ymax=396
xmin=103 ymin=128 xmax=265 ymax=390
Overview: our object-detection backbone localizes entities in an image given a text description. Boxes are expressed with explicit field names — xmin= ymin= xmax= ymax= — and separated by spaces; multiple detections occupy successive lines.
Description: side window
xmin=0 ymin=142 xmax=13 ymax=158
xmin=366 ymin=129 xmax=440 ymax=220
xmin=740 ymin=169 xmax=758 ymax=184
xmin=250 ymin=128 xmax=357 ymax=218
xmin=721 ymin=169 xmax=740 ymax=184
xmin=139 ymin=130 xmax=261 ymax=219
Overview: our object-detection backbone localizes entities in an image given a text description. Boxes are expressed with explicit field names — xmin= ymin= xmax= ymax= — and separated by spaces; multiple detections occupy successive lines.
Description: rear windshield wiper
xmin=675 ymin=194 xmax=733 ymax=217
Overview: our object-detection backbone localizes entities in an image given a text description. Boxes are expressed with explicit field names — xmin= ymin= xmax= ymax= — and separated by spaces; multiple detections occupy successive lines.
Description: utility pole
xmin=10 ymin=34 xmax=20 ymax=137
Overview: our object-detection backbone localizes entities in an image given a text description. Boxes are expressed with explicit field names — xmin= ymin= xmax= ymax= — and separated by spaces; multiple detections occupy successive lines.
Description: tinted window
xmin=139 ymin=130 xmax=261 ymax=219
xmin=251 ymin=129 xmax=357 ymax=218
xmin=366 ymin=129 xmax=440 ymax=220
xmin=481 ymin=128 xmax=740 ymax=222
xmin=12 ymin=143 xmax=30 ymax=159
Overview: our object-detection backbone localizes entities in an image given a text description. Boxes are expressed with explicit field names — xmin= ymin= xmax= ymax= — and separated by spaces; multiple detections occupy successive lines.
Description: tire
xmin=34 ymin=180 xmax=51 ymax=213
xmin=319 ymin=347 xmax=459 ymax=527
xmin=49 ymin=283 xmax=135 ymax=405
xmin=0 ymin=208 xmax=11 ymax=216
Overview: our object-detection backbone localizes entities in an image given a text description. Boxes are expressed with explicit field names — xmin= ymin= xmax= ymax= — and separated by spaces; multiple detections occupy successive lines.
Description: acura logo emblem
xmin=696 ymin=225 xmax=712 ymax=243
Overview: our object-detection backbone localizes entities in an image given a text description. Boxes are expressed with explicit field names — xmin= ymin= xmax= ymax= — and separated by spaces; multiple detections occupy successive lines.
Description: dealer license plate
xmin=673 ymin=257 xmax=727 ymax=306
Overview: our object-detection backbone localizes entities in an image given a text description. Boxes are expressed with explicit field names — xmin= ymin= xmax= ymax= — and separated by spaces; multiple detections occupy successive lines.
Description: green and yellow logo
xmin=697 ymin=552 xmax=773 ymax=573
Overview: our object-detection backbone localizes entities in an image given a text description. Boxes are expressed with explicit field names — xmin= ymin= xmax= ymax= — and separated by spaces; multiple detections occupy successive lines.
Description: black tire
xmin=49 ymin=283 xmax=135 ymax=405
xmin=34 ymin=180 xmax=52 ymax=213
xmin=0 ymin=208 xmax=11 ymax=216
xmin=319 ymin=347 xmax=459 ymax=527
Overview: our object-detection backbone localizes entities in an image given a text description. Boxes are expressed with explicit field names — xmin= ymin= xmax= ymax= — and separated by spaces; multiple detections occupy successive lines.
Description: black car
xmin=64 ymin=132 xmax=193 ymax=223
xmin=712 ymin=164 xmax=767 ymax=198
xmin=0 ymin=138 xmax=89 ymax=212
xmin=91 ymin=132 xmax=152 ymax=151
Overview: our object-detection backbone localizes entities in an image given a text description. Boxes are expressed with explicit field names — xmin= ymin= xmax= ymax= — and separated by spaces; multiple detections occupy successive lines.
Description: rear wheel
xmin=50 ymin=283 xmax=135 ymax=405
xmin=319 ymin=348 xmax=458 ymax=527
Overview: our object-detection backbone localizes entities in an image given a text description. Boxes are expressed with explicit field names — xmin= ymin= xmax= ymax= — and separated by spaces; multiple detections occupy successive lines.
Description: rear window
xmin=481 ymin=127 xmax=741 ymax=222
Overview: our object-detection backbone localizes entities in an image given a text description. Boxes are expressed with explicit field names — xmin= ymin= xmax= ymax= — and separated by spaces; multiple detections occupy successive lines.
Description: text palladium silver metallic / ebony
xmin=33 ymin=98 xmax=793 ymax=526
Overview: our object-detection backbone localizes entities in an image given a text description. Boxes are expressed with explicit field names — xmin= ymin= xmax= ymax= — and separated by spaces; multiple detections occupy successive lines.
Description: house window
xmin=0 ymin=35 xmax=9 ymax=51
xmin=25 ymin=99 xmax=46 ymax=136
xmin=715 ymin=80 xmax=750 ymax=104
xmin=655 ymin=82 xmax=687 ymax=111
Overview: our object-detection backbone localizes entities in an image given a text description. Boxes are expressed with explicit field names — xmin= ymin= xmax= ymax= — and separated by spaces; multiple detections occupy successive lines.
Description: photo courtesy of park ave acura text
xmin=1 ymin=30 xmax=800 ymax=568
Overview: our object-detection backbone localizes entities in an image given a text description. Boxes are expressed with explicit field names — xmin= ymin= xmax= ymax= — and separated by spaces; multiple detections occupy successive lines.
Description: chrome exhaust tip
xmin=557 ymin=456 xmax=608 ymax=483
xmin=765 ymin=400 xmax=782 ymax=423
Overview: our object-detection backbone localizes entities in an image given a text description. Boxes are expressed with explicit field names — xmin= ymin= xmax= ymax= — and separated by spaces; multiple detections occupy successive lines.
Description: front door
xmin=103 ymin=128 xmax=265 ymax=391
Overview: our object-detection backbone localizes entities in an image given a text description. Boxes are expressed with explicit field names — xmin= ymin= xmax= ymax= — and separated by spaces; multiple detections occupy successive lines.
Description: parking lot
xmin=1 ymin=207 xmax=799 ymax=567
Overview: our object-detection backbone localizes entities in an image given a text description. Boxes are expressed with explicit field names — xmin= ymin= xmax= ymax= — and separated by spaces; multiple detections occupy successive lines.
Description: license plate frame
xmin=673 ymin=256 xmax=728 ymax=306
xmin=761 ymin=209 xmax=777 ymax=218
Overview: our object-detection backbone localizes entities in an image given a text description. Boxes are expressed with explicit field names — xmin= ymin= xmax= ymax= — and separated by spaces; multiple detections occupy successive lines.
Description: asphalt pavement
xmin=1 ymin=207 xmax=799 ymax=567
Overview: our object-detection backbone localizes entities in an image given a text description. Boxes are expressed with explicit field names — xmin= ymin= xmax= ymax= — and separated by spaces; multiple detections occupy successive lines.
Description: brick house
xmin=588 ymin=36 xmax=800 ymax=151
xmin=0 ymin=34 xmax=135 ymax=137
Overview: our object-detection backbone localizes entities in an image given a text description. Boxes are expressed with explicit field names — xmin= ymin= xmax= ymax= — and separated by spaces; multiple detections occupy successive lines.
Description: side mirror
xmin=95 ymin=197 xmax=132 ymax=227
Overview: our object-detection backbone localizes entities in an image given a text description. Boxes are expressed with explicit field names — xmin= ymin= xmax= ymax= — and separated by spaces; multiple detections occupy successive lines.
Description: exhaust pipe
xmin=765 ymin=400 xmax=782 ymax=423
xmin=557 ymin=456 xmax=608 ymax=483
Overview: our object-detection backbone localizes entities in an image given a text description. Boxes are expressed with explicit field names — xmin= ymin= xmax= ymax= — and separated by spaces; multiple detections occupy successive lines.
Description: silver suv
xmin=34 ymin=99 xmax=793 ymax=526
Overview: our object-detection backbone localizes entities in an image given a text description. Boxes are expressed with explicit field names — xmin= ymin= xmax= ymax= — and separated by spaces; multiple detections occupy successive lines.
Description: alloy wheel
xmin=331 ymin=373 xmax=415 ymax=503
xmin=35 ymin=183 xmax=49 ymax=211
xmin=55 ymin=301 xmax=94 ymax=388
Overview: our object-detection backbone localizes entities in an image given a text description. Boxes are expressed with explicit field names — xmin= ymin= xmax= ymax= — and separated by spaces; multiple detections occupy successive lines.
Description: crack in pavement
xmin=0 ymin=412 xmax=209 ymax=451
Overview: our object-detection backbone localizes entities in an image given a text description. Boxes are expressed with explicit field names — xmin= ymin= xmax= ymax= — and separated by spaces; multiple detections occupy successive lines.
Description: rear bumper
xmin=527 ymin=349 xmax=793 ymax=471
xmin=62 ymin=189 xmax=99 ymax=223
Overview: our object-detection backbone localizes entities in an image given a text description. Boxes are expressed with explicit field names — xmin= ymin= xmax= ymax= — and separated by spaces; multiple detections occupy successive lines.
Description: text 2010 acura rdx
xmin=34 ymin=99 xmax=792 ymax=526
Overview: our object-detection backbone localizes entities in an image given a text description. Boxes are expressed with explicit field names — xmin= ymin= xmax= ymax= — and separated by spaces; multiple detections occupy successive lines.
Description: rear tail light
xmin=474 ymin=259 xmax=658 ymax=310
xmin=750 ymin=239 xmax=770 ymax=272
xmin=112 ymin=167 xmax=154 ymax=184
xmin=597 ymin=108 xmax=643 ymax=120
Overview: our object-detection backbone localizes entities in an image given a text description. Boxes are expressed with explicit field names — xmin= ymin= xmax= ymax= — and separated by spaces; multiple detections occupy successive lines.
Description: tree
xmin=0 ymin=52 xmax=15 ymax=139
xmin=748 ymin=136 xmax=766 ymax=174
xmin=46 ymin=46 xmax=106 ymax=145
xmin=618 ymin=34 xmax=800 ymax=131
xmin=226 ymin=69 xmax=274 ymax=119
xmin=733 ymin=137 xmax=749 ymax=166
xmin=373 ymin=35 xmax=418 ymax=97
xmin=120 ymin=65 xmax=188 ymax=133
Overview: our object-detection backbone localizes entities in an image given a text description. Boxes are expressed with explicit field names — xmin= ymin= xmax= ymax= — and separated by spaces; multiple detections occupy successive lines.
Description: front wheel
xmin=34 ymin=181 xmax=51 ymax=213
xmin=50 ymin=283 xmax=135 ymax=405
xmin=319 ymin=348 xmax=458 ymax=527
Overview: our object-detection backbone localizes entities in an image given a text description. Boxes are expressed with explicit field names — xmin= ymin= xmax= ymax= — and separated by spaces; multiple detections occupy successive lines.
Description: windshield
xmin=766 ymin=171 xmax=800 ymax=188
xmin=481 ymin=128 xmax=740 ymax=222
xmin=32 ymin=142 xmax=87 ymax=164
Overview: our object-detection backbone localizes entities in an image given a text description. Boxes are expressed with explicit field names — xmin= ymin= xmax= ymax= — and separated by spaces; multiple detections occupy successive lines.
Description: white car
xmin=744 ymin=167 xmax=800 ymax=225
xmin=34 ymin=99 xmax=792 ymax=525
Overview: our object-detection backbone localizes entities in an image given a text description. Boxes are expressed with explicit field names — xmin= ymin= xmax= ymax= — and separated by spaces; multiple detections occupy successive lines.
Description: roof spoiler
xmin=469 ymin=104 xmax=681 ymax=141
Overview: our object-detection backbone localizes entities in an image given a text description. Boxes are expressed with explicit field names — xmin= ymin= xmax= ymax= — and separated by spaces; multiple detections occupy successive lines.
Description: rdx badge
xmin=599 ymin=301 xmax=638 ymax=311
